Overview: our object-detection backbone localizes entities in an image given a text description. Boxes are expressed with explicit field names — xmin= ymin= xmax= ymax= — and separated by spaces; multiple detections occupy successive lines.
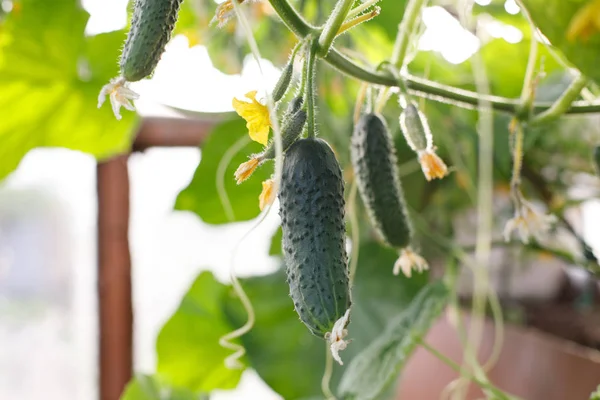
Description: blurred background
xmin=2 ymin=0 xmax=600 ymax=399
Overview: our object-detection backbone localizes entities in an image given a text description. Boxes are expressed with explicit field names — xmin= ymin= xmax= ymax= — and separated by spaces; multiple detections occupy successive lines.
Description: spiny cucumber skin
xmin=120 ymin=0 xmax=183 ymax=82
xmin=279 ymin=138 xmax=351 ymax=338
xmin=351 ymin=113 xmax=412 ymax=249
xmin=262 ymin=108 xmax=307 ymax=160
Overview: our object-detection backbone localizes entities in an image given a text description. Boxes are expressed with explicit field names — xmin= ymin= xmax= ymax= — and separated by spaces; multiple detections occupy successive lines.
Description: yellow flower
xmin=567 ymin=0 xmax=600 ymax=42
xmin=234 ymin=158 xmax=259 ymax=184
xmin=418 ymin=149 xmax=448 ymax=181
xmin=258 ymin=178 xmax=276 ymax=210
xmin=393 ymin=248 xmax=428 ymax=278
xmin=232 ymin=91 xmax=271 ymax=146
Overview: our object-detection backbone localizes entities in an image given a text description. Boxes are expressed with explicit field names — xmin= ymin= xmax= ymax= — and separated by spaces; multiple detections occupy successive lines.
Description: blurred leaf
xmin=521 ymin=0 xmax=600 ymax=84
xmin=175 ymin=118 xmax=272 ymax=224
xmin=223 ymin=241 xmax=429 ymax=399
xmin=0 ymin=0 xmax=138 ymax=181
xmin=156 ymin=271 xmax=243 ymax=392
xmin=121 ymin=375 xmax=206 ymax=400
xmin=338 ymin=281 xmax=449 ymax=400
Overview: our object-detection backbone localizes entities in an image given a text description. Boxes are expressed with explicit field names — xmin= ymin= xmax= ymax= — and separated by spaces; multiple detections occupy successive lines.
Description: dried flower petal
xmin=504 ymin=200 xmax=556 ymax=244
xmin=98 ymin=77 xmax=139 ymax=120
xmin=393 ymin=248 xmax=429 ymax=278
xmin=418 ymin=149 xmax=448 ymax=181
xmin=259 ymin=178 xmax=276 ymax=210
xmin=234 ymin=158 xmax=259 ymax=184
xmin=324 ymin=309 xmax=351 ymax=365
xmin=232 ymin=90 xmax=271 ymax=146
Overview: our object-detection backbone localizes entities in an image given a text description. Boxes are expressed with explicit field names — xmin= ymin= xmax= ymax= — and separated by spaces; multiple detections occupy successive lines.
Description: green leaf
xmin=521 ymin=0 xmax=600 ymax=84
xmin=121 ymin=375 xmax=206 ymax=400
xmin=0 ymin=0 xmax=138 ymax=181
xmin=156 ymin=271 xmax=243 ymax=392
xmin=338 ymin=281 xmax=449 ymax=400
xmin=223 ymin=241 xmax=429 ymax=399
xmin=175 ymin=118 xmax=272 ymax=224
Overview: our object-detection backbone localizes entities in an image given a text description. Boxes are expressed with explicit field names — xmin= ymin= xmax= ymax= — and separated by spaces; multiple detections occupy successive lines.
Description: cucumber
xmin=272 ymin=61 xmax=295 ymax=103
xmin=120 ymin=0 xmax=183 ymax=82
xmin=352 ymin=113 xmax=428 ymax=277
xmin=279 ymin=138 xmax=351 ymax=340
xmin=351 ymin=113 xmax=412 ymax=248
xmin=399 ymin=103 xmax=431 ymax=152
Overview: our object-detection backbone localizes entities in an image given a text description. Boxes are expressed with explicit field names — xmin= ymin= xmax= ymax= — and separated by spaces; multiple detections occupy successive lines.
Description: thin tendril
xmin=218 ymin=206 xmax=272 ymax=368
xmin=216 ymin=135 xmax=251 ymax=222
xmin=218 ymin=0 xmax=283 ymax=369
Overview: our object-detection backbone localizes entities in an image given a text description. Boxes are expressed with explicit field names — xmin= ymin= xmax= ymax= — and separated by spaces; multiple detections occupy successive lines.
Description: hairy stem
xmin=391 ymin=0 xmax=429 ymax=68
xmin=318 ymin=0 xmax=355 ymax=56
xmin=305 ymin=43 xmax=318 ymax=138
xmin=267 ymin=0 xmax=600 ymax=115
xmin=530 ymin=74 xmax=589 ymax=125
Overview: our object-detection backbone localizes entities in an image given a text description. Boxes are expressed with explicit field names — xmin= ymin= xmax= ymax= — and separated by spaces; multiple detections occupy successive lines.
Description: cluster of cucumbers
xmin=108 ymin=0 xmax=421 ymax=361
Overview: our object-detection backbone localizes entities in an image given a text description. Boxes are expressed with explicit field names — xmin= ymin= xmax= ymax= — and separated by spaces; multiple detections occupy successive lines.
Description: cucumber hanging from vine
xmin=98 ymin=0 xmax=183 ymax=120
xmin=279 ymin=137 xmax=352 ymax=365
xmin=351 ymin=113 xmax=428 ymax=277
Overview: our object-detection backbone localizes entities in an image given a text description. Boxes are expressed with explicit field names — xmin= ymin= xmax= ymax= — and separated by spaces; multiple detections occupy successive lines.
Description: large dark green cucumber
xmin=351 ymin=113 xmax=412 ymax=248
xmin=279 ymin=138 xmax=351 ymax=338
xmin=120 ymin=0 xmax=183 ymax=82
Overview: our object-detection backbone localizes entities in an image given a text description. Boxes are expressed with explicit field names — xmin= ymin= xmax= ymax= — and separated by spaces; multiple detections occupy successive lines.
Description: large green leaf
xmin=0 ymin=0 xmax=138 ymax=181
xmin=121 ymin=375 xmax=206 ymax=400
xmin=175 ymin=118 xmax=272 ymax=224
xmin=521 ymin=0 xmax=600 ymax=84
xmin=223 ymin=241 xmax=429 ymax=399
xmin=338 ymin=281 xmax=449 ymax=400
xmin=156 ymin=271 xmax=243 ymax=392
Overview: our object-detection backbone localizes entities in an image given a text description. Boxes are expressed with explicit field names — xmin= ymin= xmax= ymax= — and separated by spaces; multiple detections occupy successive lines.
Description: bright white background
xmin=0 ymin=0 xmax=598 ymax=399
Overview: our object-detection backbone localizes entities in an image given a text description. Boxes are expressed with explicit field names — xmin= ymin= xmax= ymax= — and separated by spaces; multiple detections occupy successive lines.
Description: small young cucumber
xmin=279 ymin=138 xmax=351 ymax=338
xmin=261 ymin=98 xmax=306 ymax=160
xmin=351 ymin=113 xmax=412 ymax=248
xmin=120 ymin=0 xmax=183 ymax=82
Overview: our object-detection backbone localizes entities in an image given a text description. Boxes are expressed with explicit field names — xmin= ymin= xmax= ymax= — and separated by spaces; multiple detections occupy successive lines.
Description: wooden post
xmin=97 ymin=155 xmax=133 ymax=400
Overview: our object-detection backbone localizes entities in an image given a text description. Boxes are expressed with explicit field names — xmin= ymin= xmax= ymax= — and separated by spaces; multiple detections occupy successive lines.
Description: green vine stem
xmin=391 ymin=0 xmax=429 ymax=68
xmin=305 ymin=42 xmax=318 ymax=138
xmin=267 ymin=0 xmax=600 ymax=116
xmin=530 ymin=74 xmax=589 ymax=125
xmin=318 ymin=0 xmax=354 ymax=56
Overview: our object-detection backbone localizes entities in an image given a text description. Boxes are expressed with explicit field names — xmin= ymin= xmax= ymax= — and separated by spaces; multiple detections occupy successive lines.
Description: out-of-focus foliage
xmin=338 ymin=282 xmax=449 ymax=400
xmin=0 ymin=0 xmax=138 ymax=181
xmin=522 ymin=0 xmax=600 ymax=85
xmin=175 ymin=118 xmax=272 ymax=224
xmin=156 ymin=271 xmax=243 ymax=392
xmin=121 ymin=375 xmax=206 ymax=400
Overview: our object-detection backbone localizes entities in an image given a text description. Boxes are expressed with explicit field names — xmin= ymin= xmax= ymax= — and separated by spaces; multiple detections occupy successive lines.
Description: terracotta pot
xmin=396 ymin=315 xmax=600 ymax=400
